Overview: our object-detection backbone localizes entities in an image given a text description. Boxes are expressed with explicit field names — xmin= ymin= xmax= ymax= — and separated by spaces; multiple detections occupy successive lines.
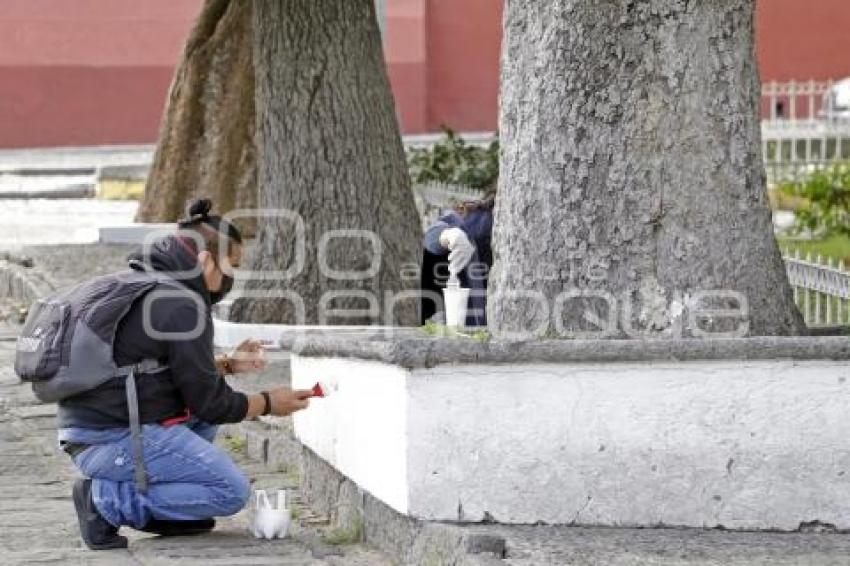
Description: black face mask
xmin=209 ymin=273 xmax=234 ymax=305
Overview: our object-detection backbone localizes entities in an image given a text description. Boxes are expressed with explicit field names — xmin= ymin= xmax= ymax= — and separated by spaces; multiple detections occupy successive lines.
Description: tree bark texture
xmin=229 ymin=0 xmax=422 ymax=325
xmin=489 ymin=0 xmax=807 ymax=338
xmin=136 ymin=0 xmax=256 ymax=235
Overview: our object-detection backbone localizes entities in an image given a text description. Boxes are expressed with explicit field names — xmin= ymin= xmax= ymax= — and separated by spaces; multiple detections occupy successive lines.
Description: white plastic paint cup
xmin=443 ymin=286 xmax=470 ymax=329
xmin=251 ymin=489 xmax=290 ymax=539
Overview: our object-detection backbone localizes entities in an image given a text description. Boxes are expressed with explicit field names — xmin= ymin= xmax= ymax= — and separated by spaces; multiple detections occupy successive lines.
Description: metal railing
xmin=783 ymin=249 xmax=850 ymax=327
xmin=412 ymin=181 xmax=486 ymax=231
xmin=762 ymin=80 xmax=836 ymax=122
xmin=761 ymin=80 xmax=850 ymax=186
xmin=763 ymin=136 xmax=850 ymax=186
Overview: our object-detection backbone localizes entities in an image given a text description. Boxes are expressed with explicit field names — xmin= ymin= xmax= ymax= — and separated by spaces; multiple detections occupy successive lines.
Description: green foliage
xmin=777 ymin=234 xmax=850 ymax=261
xmin=469 ymin=329 xmax=491 ymax=343
xmin=221 ymin=433 xmax=246 ymax=455
xmin=407 ymin=127 xmax=499 ymax=189
xmin=421 ymin=320 xmax=450 ymax=337
xmin=421 ymin=321 xmax=491 ymax=342
xmin=322 ymin=517 xmax=364 ymax=546
xmin=779 ymin=163 xmax=850 ymax=237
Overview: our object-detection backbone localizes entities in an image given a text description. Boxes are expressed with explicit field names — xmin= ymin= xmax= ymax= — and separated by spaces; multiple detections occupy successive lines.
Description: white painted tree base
xmin=211 ymin=319 xmax=399 ymax=349
xmin=291 ymin=354 xmax=850 ymax=530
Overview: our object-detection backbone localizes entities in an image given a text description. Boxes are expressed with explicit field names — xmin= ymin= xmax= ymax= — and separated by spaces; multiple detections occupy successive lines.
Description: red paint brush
xmin=310 ymin=381 xmax=335 ymax=398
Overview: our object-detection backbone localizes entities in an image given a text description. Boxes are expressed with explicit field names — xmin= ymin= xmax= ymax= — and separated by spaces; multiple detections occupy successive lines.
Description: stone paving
xmin=460 ymin=523 xmax=850 ymax=566
xmin=0 ymin=324 xmax=393 ymax=565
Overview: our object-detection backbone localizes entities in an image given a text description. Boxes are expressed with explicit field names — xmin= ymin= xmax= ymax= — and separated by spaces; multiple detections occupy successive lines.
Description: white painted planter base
xmin=292 ymin=354 xmax=850 ymax=530
xmin=212 ymin=319 xmax=399 ymax=350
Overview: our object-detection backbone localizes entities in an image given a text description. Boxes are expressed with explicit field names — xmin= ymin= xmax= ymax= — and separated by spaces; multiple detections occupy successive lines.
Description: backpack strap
xmin=124 ymin=369 xmax=148 ymax=492
xmin=115 ymin=359 xmax=169 ymax=493
xmin=114 ymin=359 xmax=169 ymax=377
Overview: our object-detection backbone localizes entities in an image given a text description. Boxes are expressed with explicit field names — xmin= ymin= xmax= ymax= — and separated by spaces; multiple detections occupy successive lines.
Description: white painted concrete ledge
xmin=291 ymin=353 xmax=850 ymax=530
xmin=211 ymin=319 xmax=401 ymax=350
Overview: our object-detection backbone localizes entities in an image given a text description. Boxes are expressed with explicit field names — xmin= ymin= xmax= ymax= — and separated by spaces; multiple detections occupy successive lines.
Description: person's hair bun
xmin=176 ymin=196 xmax=243 ymax=244
xmin=186 ymin=198 xmax=213 ymax=219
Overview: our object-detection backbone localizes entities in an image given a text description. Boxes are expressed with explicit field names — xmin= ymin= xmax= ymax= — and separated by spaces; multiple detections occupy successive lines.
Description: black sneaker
xmin=137 ymin=518 xmax=216 ymax=537
xmin=72 ymin=478 xmax=128 ymax=550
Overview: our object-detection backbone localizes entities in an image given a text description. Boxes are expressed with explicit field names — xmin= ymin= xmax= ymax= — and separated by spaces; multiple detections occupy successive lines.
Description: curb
xmin=0 ymin=184 xmax=95 ymax=199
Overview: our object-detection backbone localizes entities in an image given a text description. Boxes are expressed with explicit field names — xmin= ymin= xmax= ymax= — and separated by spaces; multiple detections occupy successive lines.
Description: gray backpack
xmin=15 ymin=269 xmax=181 ymax=491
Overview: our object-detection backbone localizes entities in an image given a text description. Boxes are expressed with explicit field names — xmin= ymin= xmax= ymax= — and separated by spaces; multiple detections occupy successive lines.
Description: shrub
xmin=779 ymin=163 xmax=850 ymax=237
xmin=407 ymin=127 xmax=499 ymax=190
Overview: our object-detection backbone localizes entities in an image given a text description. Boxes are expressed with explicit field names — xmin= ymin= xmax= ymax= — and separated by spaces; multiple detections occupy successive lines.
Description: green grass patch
xmin=321 ymin=518 xmax=364 ymax=546
xmin=281 ymin=466 xmax=301 ymax=484
xmin=778 ymin=234 xmax=850 ymax=263
xmin=421 ymin=320 xmax=451 ymax=337
xmin=221 ymin=433 xmax=247 ymax=455
xmin=421 ymin=321 xmax=491 ymax=342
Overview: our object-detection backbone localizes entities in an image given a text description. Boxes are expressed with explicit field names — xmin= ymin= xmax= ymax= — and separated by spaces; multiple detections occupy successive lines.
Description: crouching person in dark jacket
xmin=59 ymin=199 xmax=312 ymax=550
xmin=420 ymin=192 xmax=495 ymax=327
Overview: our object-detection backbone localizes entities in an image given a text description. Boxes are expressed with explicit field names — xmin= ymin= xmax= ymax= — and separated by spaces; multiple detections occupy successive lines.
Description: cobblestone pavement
xmin=0 ymin=324 xmax=393 ymax=565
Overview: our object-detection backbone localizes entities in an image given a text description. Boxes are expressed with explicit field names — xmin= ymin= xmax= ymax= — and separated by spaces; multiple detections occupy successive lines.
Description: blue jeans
xmin=69 ymin=418 xmax=250 ymax=529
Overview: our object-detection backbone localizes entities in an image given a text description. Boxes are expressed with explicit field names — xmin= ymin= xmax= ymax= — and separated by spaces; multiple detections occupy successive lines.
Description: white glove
xmin=439 ymin=227 xmax=475 ymax=276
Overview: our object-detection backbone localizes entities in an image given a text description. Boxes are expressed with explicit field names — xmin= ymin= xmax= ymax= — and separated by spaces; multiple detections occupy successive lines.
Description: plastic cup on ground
xmin=251 ymin=489 xmax=290 ymax=540
xmin=443 ymin=284 xmax=470 ymax=329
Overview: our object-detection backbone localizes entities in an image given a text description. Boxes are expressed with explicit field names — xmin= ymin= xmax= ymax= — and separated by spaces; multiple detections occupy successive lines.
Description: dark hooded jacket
xmin=420 ymin=208 xmax=493 ymax=327
xmin=56 ymin=235 xmax=249 ymax=429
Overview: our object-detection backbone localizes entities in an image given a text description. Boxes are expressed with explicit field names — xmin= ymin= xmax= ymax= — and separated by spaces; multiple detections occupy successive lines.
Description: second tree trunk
xmin=489 ymin=0 xmax=806 ymax=338
xmin=229 ymin=0 xmax=422 ymax=325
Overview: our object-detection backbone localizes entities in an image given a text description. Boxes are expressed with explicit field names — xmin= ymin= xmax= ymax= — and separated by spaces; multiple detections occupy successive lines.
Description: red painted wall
xmin=424 ymin=0 xmax=503 ymax=132
xmin=388 ymin=0 xmax=850 ymax=135
xmin=2 ymin=0 xmax=850 ymax=147
xmin=0 ymin=66 xmax=176 ymax=148
xmin=385 ymin=0 xmax=503 ymax=135
xmin=385 ymin=0 xmax=430 ymax=134
xmin=756 ymin=0 xmax=850 ymax=82
xmin=0 ymin=0 xmax=200 ymax=148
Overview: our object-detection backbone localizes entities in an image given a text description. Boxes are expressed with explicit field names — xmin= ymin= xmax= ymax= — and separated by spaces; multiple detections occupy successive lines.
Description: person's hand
xmin=268 ymin=387 xmax=312 ymax=417
xmin=228 ymin=339 xmax=267 ymax=373
xmin=439 ymin=227 xmax=475 ymax=275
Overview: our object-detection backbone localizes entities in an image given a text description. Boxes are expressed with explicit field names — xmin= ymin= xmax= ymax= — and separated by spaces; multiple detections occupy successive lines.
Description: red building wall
xmin=384 ymin=0 xmax=503 ymax=135
xmin=1 ymin=0 xmax=849 ymax=148
xmin=388 ymin=0 xmax=850 ymax=135
xmin=424 ymin=0 xmax=503 ymax=132
xmin=756 ymin=0 xmax=850 ymax=82
xmin=384 ymin=0 xmax=429 ymax=134
xmin=0 ymin=0 xmax=200 ymax=148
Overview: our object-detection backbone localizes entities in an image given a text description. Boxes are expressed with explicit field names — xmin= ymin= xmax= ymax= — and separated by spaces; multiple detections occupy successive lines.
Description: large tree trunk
xmin=489 ymin=0 xmax=806 ymax=338
xmin=229 ymin=0 xmax=422 ymax=325
xmin=136 ymin=0 xmax=256 ymax=234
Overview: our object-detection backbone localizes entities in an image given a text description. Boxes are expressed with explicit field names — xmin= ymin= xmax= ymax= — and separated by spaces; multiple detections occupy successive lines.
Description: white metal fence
xmin=783 ymin=249 xmax=850 ymax=327
xmin=762 ymin=80 xmax=850 ymax=186
xmin=412 ymin=181 xmax=486 ymax=231
xmin=763 ymin=80 xmax=850 ymax=328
